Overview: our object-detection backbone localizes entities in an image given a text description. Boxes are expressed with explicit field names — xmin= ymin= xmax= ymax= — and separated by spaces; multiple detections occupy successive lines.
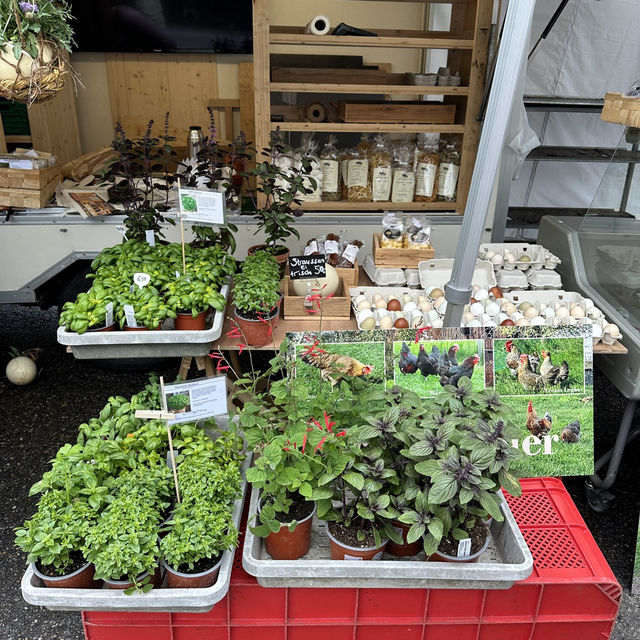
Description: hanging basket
xmin=0 ymin=40 xmax=69 ymax=106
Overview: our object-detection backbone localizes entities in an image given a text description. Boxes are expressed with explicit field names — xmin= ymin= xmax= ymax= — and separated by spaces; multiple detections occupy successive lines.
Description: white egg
xmin=357 ymin=299 xmax=372 ymax=311
xmin=379 ymin=315 xmax=393 ymax=330
xmin=402 ymin=293 xmax=414 ymax=305
xmin=490 ymin=254 xmax=503 ymax=266
xmin=481 ymin=313 xmax=492 ymax=324
xmin=372 ymin=293 xmax=382 ymax=302
xmin=470 ymin=302 xmax=484 ymax=316
xmin=484 ymin=250 xmax=495 ymax=260
xmin=505 ymin=253 xmax=516 ymax=264
xmin=592 ymin=324 xmax=603 ymax=338
xmin=485 ymin=301 xmax=501 ymax=316
xmin=475 ymin=288 xmax=489 ymax=300
xmin=438 ymin=301 xmax=448 ymax=315
xmin=540 ymin=307 xmax=556 ymax=319
xmin=431 ymin=318 xmax=444 ymax=328
xmin=425 ymin=285 xmax=436 ymax=296
xmin=427 ymin=309 xmax=440 ymax=322
xmin=419 ymin=301 xmax=432 ymax=313
xmin=555 ymin=306 xmax=570 ymax=320
xmin=404 ymin=301 xmax=417 ymax=313
xmin=502 ymin=302 xmax=516 ymax=316
xmin=463 ymin=311 xmax=475 ymax=324
xmin=524 ymin=306 xmax=539 ymax=319
xmin=375 ymin=298 xmax=388 ymax=309
xmin=354 ymin=294 xmax=368 ymax=306
xmin=570 ymin=307 xmax=585 ymax=318
xmin=604 ymin=323 xmax=620 ymax=338
xmin=417 ymin=295 xmax=427 ymax=304
xmin=467 ymin=319 xmax=482 ymax=328
xmin=515 ymin=318 xmax=530 ymax=327
xmin=433 ymin=295 xmax=446 ymax=309
xmin=530 ymin=316 xmax=546 ymax=326
xmin=570 ymin=301 xmax=579 ymax=309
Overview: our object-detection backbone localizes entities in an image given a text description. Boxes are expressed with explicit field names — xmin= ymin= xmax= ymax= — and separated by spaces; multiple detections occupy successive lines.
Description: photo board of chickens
xmin=286 ymin=325 xmax=594 ymax=478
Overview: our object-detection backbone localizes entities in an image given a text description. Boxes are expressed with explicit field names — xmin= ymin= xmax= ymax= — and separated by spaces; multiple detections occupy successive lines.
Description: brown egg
xmin=489 ymin=286 xmax=504 ymax=299
xmin=394 ymin=317 xmax=409 ymax=329
xmin=500 ymin=319 xmax=515 ymax=327
xmin=387 ymin=299 xmax=402 ymax=312
xmin=469 ymin=297 xmax=478 ymax=304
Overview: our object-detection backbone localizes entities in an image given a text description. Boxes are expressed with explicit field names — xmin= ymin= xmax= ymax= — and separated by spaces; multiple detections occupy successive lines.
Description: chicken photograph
xmin=561 ymin=420 xmax=581 ymax=443
xmin=540 ymin=349 xmax=570 ymax=388
xmin=300 ymin=349 xmax=374 ymax=385
xmin=398 ymin=342 xmax=418 ymax=375
xmin=505 ymin=340 xmax=521 ymax=377
xmin=439 ymin=354 xmax=480 ymax=388
xmin=525 ymin=400 xmax=552 ymax=437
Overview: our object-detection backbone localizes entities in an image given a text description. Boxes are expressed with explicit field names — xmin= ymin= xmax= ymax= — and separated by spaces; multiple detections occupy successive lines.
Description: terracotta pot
xmin=162 ymin=555 xmax=222 ymax=589
xmin=247 ymin=244 xmax=290 ymax=279
xmin=174 ymin=309 xmax=208 ymax=331
xmin=32 ymin=561 xmax=100 ymax=589
xmin=263 ymin=502 xmax=316 ymax=560
xmin=429 ymin=533 xmax=491 ymax=564
xmin=233 ymin=307 xmax=279 ymax=347
xmin=85 ymin=322 xmax=116 ymax=333
xmin=104 ymin=567 xmax=162 ymax=590
xmin=386 ymin=520 xmax=422 ymax=557
xmin=326 ymin=523 xmax=387 ymax=561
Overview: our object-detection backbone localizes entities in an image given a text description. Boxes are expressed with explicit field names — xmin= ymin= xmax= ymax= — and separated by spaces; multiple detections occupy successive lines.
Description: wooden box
xmin=0 ymin=163 xmax=60 ymax=208
xmin=373 ymin=233 xmax=435 ymax=269
xmin=336 ymin=260 xmax=358 ymax=287
xmin=601 ymin=92 xmax=640 ymax=128
xmin=283 ymin=276 xmax=352 ymax=320
xmin=338 ymin=101 xmax=455 ymax=124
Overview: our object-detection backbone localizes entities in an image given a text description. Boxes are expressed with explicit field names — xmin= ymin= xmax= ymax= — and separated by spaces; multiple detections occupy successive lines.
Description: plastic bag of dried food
xmin=339 ymin=148 xmax=353 ymax=200
xmin=405 ymin=216 xmax=432 ymax=249
xmin=391 ymin=147 xmax=416 ymax=203
xmin=370 ymin=134 xmax=392 ymax=202
xmin=296 ymin=133 xmax=322 ymax=202
xmin=304 ymin=237 xmax=321 ymax=255
xmin=324 ymin=232 xmax=341 ymax=267
xmin=356 ymin=132 xmax=374 ymax=156
xmin=347 ymin=149 xmax=371 ymax=201
xmin=320 ymin=135 xmax=340 ymax=200
xmin=337 ymin=239 xmax=364 ymax=268
xmin=381 ymin=212 xmax=404 ymax=248
xmin=414 ymin=137 xmax=439 ymax=202
xmin=437 ymin=143 xmax=460 ymax=203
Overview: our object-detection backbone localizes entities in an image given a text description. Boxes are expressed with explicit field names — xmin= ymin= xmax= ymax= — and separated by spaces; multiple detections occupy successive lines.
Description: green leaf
xmin=428 ymin=478 xmax=458 ymax=504
xmin=343 ymin=472 xmax=364 ymax=491
xmin=311 ymin=487 xmax=333 ymax=500
xmin=407 ymin=523 xmax=426 ymax=543
xmin=427 ymin=518 xmax=444 ymax=541
xmin=498 ymin=470 xmax=522 ymax=497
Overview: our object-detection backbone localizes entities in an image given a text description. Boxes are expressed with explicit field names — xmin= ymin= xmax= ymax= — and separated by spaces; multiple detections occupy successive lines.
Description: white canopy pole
xmin=443 ymin=0 xmax=537 ymax=327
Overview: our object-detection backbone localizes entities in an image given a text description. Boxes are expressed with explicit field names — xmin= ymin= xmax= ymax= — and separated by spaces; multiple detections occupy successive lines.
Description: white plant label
xmin=393 ymin=525 xmax=404 ymax=538
xmin=164 ymin=375 xmax=228 ymax=425
xmin=457 ymin=538 xmax=472 ymax=558
xmin=179 ymin=186 xmax=226 ymax=225
xmin=343 ymin=554 xmax=363 ymax=561
xmin=134 ymin=272 xmax=151 ymax=289
xmin=105 ymin=302 xmax=114 ymax=327
xmin=123 ymin=304 xmax=137 ymax=328
xmin=372 ymin=551 xmax=384 ymax=560
xmin=145 ymin=230 xmax=156 ymax=246
xmin=115 ymin=225 xmax=127 ymax=239
xmin=175 ymin=270 xmax=181 ymax=279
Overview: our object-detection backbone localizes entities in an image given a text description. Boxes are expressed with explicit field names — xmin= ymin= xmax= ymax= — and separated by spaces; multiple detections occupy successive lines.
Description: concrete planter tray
xmin=56 ymin=284 xmax=229 ymax=359
xmin=21 ymin=455 xmax=250 ymax=613
xmin=242 ymin=486 xmax=533 ymax=590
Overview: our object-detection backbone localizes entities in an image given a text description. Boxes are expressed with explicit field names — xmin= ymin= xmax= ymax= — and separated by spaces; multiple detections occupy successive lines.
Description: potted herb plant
xmin=164 ymin=274 xmax=224 ymax=330
xmin=15 ymin=490 xmax=100 ymax=588
xmin=115 ymin=284 xmax=176 ymax=331
xmin=0 ymin=0 xmax=76 ymax=105
xmin=244 ymin=129 xmax=315 ymax=274
xmin=59 ymin=283 xmax=116 ymax=334
xmin=160 ymin=453 xmax=241 ymax=588
xmin=232 ymin=251 xmax=281 ymax=346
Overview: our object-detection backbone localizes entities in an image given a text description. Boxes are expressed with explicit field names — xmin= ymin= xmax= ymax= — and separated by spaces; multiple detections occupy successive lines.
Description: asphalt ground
xmin=1 ymin=303 xmax=638 ymax=640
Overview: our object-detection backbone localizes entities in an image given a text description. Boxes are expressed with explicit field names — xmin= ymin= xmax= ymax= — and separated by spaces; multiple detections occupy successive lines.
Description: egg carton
xmin=363 ymin=254 xmax=406 ymax=286
xmin=478 ymin=243 xmax=561 ymax=272
xmin=495 ymin=269 xmax=528 ymax=292
xmin=404 ymin=268 xmax=421 ymax=288
xmin=355 ymin=308 xmax=436 ymax=331
xmin=418 ymin=259 xmax=496 ymax=292
xmin=526 ymin=269 xmax=562 ymax=290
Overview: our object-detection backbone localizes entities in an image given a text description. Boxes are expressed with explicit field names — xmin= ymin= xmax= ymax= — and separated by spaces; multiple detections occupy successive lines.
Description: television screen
xmin=70 ymin=1 xmax=253 ymax=54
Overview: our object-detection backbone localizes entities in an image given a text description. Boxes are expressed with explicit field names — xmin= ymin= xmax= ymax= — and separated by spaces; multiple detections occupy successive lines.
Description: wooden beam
xmin=238 ymin=61 xmax=255 ymax=143
xmin=272 ymin=122 xmax=465 ymax=133
xmin=269 ymin=83 xmax=470 ymax=95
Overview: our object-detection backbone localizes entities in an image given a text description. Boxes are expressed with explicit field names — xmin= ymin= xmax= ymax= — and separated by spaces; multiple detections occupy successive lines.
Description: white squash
xmin=292 ymin=263 xmax=340 ymax=297
xmin=6 ymin=356 xmax=37 ymax=386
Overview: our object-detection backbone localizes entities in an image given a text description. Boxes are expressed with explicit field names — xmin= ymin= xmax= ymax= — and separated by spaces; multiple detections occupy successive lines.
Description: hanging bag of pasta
xmin=391 ymin=147 xmax=416 ymax=203
xmin=320 ymin=135 xmax=340 ymax=201
xmin=370 ymin=134 xmax=392 ymax=202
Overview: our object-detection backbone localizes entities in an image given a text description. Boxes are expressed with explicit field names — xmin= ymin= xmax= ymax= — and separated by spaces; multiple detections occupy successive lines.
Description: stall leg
xmin=585 ymin=398 xmax=639 ymax=512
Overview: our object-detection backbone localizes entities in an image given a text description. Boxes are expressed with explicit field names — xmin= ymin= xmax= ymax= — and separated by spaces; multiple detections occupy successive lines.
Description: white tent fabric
xmin=509 ymin=0 xmax=640 ymax=216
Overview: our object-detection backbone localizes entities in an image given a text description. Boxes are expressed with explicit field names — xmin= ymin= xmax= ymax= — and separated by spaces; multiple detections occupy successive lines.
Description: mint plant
xmin=232 ymin=251 xmax=281 ymax=319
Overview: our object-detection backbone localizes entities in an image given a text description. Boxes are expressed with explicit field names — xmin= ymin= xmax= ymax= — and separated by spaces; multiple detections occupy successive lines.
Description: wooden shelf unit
xmin=253 ymin=0 xmax=492 ymax=214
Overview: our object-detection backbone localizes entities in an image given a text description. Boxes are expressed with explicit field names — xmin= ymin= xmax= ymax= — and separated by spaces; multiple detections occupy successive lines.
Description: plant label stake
xmin=177 ymin=177 xmax=187 ymax=276
xmin=134 ymin=376 xmax=181 ymax=503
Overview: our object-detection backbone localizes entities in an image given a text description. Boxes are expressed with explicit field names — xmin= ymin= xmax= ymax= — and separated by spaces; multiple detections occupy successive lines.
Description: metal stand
xmin=584 ymin=398 xmax=639 ymax=512
xmin=619 ymin=127 xmax=640 ymax=214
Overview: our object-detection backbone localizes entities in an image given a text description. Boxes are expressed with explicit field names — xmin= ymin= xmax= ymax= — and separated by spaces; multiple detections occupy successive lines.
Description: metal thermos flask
xmin=187 ymin=125 xmax=204 ymax=158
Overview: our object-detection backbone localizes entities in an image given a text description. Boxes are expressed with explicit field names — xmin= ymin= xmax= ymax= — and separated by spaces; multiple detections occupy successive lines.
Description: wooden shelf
xmin=270 ymin=26 xmax=475 ymax=49
xmin=296 ymin=201 xmax=458 ymax=211
xmin=5 ymin=135 xmax=33 ymax=144
xmin=270 ymin=83 xmax=469 ymax=95
xmin=270 ymin=122 xmax=465 ymax=133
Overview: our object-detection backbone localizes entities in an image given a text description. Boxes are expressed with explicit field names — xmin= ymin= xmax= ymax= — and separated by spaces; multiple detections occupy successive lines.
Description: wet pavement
xmin=1 ymin=304 xmax=638 ymax=639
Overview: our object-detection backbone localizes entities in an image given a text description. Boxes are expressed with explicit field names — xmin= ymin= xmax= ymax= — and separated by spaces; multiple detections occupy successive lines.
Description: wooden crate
xmin=0 ymin=163 xmax=60 ymax=190
xmin=336 ymin=260 xmax=358 ymax=287
xmin=601 ymin=92 xmax=640 ymax=128
xmin=283 ymin=276 xmax=351 ymax=320
xmin=0 ymin=174 xmax=58 ymax=208
xmin=373 ymin=233 xmax=435 ymax=268
xmin=337 ymin=101 xmax=455 ymax=124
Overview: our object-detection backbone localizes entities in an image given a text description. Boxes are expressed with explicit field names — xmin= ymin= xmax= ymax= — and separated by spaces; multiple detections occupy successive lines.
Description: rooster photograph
xmin=493 ymin=337 xmax=584 ymax=397
xmin=393 ymin=339 xmax=484 ymax=396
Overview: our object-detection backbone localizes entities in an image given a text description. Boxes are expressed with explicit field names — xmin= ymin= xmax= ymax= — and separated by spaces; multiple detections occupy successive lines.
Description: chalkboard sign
xmin=289 ymin=255 xmax=327 ymax=280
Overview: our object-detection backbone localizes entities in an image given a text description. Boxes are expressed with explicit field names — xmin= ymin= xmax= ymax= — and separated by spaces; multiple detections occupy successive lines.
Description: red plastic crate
xmin=82 ymin=478 xmax=621 ymax=640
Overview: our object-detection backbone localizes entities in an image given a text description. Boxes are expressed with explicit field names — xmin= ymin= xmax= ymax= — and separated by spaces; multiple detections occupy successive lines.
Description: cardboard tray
xmin=242 ymin=487 xmax=533 ymax=590
xmin=283 ymin=276 xmax=351 ymax=320
xmin=57 ymin=284 xmax=228 ymax=359
xmin=21 ymin=455 xmax=251 ymax=613
xmin=373 ymin=234 xmax=435 ymax=269
xmin=418 ymin=259 xmax=496 ymax=291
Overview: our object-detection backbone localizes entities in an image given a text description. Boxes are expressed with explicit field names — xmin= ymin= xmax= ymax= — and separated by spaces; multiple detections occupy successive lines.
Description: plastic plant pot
xmin=325 ymin=523 xmax=387 ymax=561
xmin=263 ymin=502 xmax=317 ymax=560
xmin=428 ymin=533 xmax=491 ymax=564
xmin=386 ymin=520 xmax=422 ymax=557
xmin=32 ymin=561 xmax=100 ymax=589
xmin=233 ymin=307 xmax=279 ymax=347
xmin=174 ymin=310 xmax=208 ymax=331
xmin=162 ymin=554 xmax=223 ymax=589
xmin=103 ymin=567 xmax=162 ymax=590
xmin=124 ymin=325 xmax=161 ymax=331
xmin=85 ymin=322 xmax=116 ymax=333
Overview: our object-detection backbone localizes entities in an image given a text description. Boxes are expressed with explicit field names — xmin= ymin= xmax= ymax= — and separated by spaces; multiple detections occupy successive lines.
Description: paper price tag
xmin=134 ymin=272 xmax=151 ymax=289
xmin=115 ymin=225 xmax=127 ymax=239
xmin=145 ymin=230 xmax=156 ymax=247
xmin=123 ymin=304 xmax=137 ymax=328
xmin=105 ymin=302 xmax=114 ymax=327
xmin=457 ymin=538 xmax=472 ymax=558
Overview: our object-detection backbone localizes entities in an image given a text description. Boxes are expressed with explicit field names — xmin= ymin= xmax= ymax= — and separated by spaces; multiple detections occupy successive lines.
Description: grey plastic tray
xmin=21 ymin=454 xmax=250 ymax=613
xmin=242 ymin=487 xmax=533 ymax=590
xmin=56 ymin=284 xmax=229 ymax=359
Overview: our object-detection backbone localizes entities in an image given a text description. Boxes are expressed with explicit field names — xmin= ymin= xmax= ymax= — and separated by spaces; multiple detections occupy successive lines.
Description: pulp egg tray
xmin=350 ymin=287 xmax=443 ymax=330
xmin=495 ymin=269 xmax=528 ymax=291
xmin=526 ymin=268 xmax=562 ymax=290
xmin=478 ymin=243 xmax=561 ymax=272
xmin=363 ymin=254 xmax=406 ymax=286
xmin=418 ymin=258 xmax=496 ymax=291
